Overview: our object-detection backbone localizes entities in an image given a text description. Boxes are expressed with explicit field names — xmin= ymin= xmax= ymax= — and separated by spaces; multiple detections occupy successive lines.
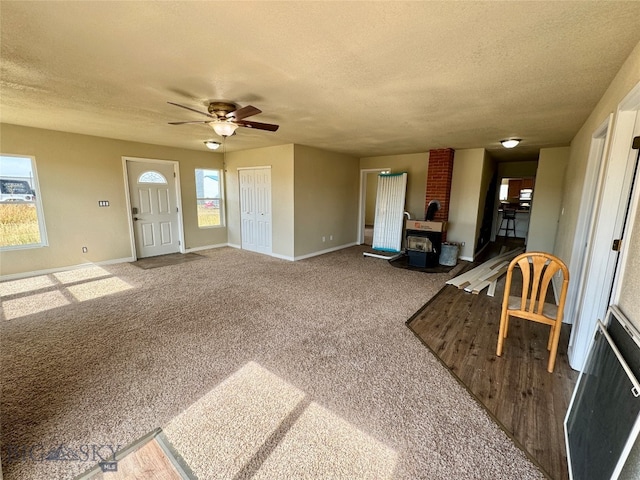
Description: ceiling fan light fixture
xmin=204 ymin=140 xmax=221 ymax=150
xmin=501 ymin=138 xmax=521 ymax=149
xmin=211 ymin=121 xmax=239 ymax=137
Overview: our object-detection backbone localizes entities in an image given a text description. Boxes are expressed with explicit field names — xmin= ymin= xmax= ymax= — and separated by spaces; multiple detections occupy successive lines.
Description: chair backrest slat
xmin=508 ymin=252 xmax=569 ymax=315
xmin=538 ymin=262 xmax=561 ymax=313
xmin=530 ymin=256 xmax=548 ymax=313
xmin=516 ymin=256 xmax=531 ymax=311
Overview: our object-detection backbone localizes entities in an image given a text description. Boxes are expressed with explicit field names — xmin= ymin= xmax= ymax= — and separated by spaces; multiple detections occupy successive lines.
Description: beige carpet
xmin=0 ymin=246 xmax=544 ymax=479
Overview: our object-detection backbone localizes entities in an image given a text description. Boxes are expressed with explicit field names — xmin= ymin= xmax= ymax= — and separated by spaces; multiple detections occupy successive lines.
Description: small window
xmin=138 ymin=171 xmax=167 ymax=184
xmin=0 ymin=155 xmax=48 ymax=249
xmin=499 ymin=183 xmax=509 ymax=201
xmin=195 ymin=168 xmax=224 ymax=228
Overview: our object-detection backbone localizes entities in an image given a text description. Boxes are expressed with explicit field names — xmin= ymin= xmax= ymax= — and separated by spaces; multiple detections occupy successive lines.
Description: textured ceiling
xmin=2 ymin=1 xmax=640 ymax=160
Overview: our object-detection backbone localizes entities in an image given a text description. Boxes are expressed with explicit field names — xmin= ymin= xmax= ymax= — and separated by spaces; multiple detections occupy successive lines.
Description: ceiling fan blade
xmin=227 ymin=105 xmax=261 ymax=121
xmin=237 ymin=120 xmax=279 ymax=132
xmin=168 ymin=120 xmax=211 ymax=125
xmin=167 ymin=102 xmax=216 ymax=119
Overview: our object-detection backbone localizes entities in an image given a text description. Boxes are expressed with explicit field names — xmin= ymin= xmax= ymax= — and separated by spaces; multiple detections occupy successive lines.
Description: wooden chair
xmin=496 ymin=251 xmax=569 ymax=373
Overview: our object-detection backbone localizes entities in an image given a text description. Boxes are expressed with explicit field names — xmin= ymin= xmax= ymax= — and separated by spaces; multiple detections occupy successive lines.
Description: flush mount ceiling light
xmin=500 ymin=139 xmax=522 ymax=149
xmin=204 ymin=140 xmax=221 ymax=150
xmin=210 ymin=121 xmax=239 ymax=137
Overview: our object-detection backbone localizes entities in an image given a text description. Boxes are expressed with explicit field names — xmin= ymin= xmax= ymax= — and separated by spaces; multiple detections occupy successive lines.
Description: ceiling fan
xmin=168 ymin=101 xmax=279 ymax=137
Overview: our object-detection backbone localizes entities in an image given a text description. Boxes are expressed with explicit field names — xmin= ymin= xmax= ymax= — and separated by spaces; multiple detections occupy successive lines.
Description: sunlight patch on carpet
xmin=163 ymin=361 xmax=306 ymax=479
xmin=163 ymin=361 xmax=397 ymax=479
xmin=0 ymin=274 xmax=56 ymax=297
xmin=66 ymin=277 xmax=132 ymax=302
xmin=1 ymin=265 xmax=133 ymax=320
xmin=53 ymin=265 xmax=113 ymax=284
xmin=2 ymin=290 xmax=69 ymax=319
xmin=254 ymin=402 xmax=397 ymax=479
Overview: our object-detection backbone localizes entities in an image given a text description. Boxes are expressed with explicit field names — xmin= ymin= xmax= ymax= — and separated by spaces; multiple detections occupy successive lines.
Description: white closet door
xmin=239 ymin=168 xmax=272 ymax=255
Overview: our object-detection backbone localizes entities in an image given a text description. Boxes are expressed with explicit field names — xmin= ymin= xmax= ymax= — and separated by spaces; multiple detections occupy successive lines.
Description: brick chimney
xmin=425 ymin=148 xmax=455 ymax=239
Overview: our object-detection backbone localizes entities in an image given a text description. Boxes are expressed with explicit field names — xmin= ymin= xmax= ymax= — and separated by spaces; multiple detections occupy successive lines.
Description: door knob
xmin=133 ymin=217 xmax=139 ymax=221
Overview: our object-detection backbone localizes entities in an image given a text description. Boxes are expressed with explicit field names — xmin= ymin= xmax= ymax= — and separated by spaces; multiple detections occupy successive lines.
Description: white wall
xmin=527 ymin=147 xmax=569 ymax=253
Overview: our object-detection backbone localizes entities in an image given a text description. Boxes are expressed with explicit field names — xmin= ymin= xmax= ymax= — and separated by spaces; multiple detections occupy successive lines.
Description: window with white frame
xmin=0 ymin=154 xmax=48 ymax=249
xmin=195 ymin=168 xmax=224 ymax=227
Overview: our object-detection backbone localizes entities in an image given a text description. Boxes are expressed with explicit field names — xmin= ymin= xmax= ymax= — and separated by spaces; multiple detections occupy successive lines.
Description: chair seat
xmin=507 ymin=295 xmax=558 ymax=319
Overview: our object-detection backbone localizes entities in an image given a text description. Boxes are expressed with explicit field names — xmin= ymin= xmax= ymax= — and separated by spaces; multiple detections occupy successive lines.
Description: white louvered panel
xmin=372 ymin=173 xmax=407 ymax=253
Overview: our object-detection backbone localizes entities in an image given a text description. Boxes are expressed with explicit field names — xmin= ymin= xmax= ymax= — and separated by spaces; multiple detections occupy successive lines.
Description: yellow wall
xmin=0 ymin=124 xmax=224 ymax=276
xmin=448 ymin=148 xmax=486 ymax=260
xmin=293 ymin=145 xmax=359 ymax=257
xmin=360 ymin=153 xmax=428 ymax=221
xmin=224 ymin=144 xmax=295 ymax=258
xmin=527 ymin=147 xmax=568 ymax=253
xmin=556 ymin=41 xmax=640 ymax=267
xmin=365 ymin=172 xmax=378 ymax=225
xmin=497 ymin=160 xmax=538 ymax=179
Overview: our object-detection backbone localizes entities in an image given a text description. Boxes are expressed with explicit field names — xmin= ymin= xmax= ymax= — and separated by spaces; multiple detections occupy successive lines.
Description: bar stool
xmin=498 ymin=209 xmax=517 ymax=237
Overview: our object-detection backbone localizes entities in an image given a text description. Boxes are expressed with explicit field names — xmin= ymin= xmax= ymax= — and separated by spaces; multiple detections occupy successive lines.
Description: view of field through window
xmin=195 ymin=168 xmax=223 ymax=228
xmin=0 ymin=155 xmax=44 ymax=248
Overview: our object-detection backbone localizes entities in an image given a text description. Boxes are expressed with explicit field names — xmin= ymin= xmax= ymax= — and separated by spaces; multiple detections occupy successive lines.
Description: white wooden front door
xmin=127 ymin=160 xmax=181 ymax=258
xmin=239 ymin=167 xmax=272 ymax=255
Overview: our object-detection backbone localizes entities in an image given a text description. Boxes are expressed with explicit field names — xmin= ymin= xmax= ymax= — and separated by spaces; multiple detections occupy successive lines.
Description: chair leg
xmin=497 ymin=311 xmax=509 ymax=356
xmin=547 ymin=320 xmax=563 ymax=373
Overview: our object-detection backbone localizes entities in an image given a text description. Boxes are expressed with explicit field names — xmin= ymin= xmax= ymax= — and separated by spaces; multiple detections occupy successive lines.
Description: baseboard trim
xmin=184 ymin=243 xmax=228 ymax=253
xmin=227 ymin=242 xmax=357 ymax=261
xmin=270 ymin=252 xmax=294 ymax=261
xmin=293 ymin=242 xmax=358 ymax=261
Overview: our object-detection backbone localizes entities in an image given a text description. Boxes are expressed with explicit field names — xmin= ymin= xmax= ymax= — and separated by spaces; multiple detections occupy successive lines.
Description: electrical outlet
xmin=461 ymin=242 xmax=465 ymax=247
xmin=322 ymin=236 xmax=326 ymax=242
xmin=82 ymin=247 xmax=88 ymax=253
xmin=329 ymin=235 xmax=333 ymax=241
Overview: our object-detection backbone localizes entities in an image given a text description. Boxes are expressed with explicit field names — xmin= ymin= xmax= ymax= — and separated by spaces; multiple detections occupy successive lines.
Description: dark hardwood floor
xmin=407 ymin=242 xmax=578 ymax=480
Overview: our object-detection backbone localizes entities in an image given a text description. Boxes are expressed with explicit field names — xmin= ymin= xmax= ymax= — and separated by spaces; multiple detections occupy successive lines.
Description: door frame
xmin=568 ymin=82 xmax=640 ymax=370
xmin=357 ymin=167 xmax=390 ymax=245
xmin=563 ymin=114 xmax=613 ymax=326
xmin=122 ymin=156 xmax=185 ymax=260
